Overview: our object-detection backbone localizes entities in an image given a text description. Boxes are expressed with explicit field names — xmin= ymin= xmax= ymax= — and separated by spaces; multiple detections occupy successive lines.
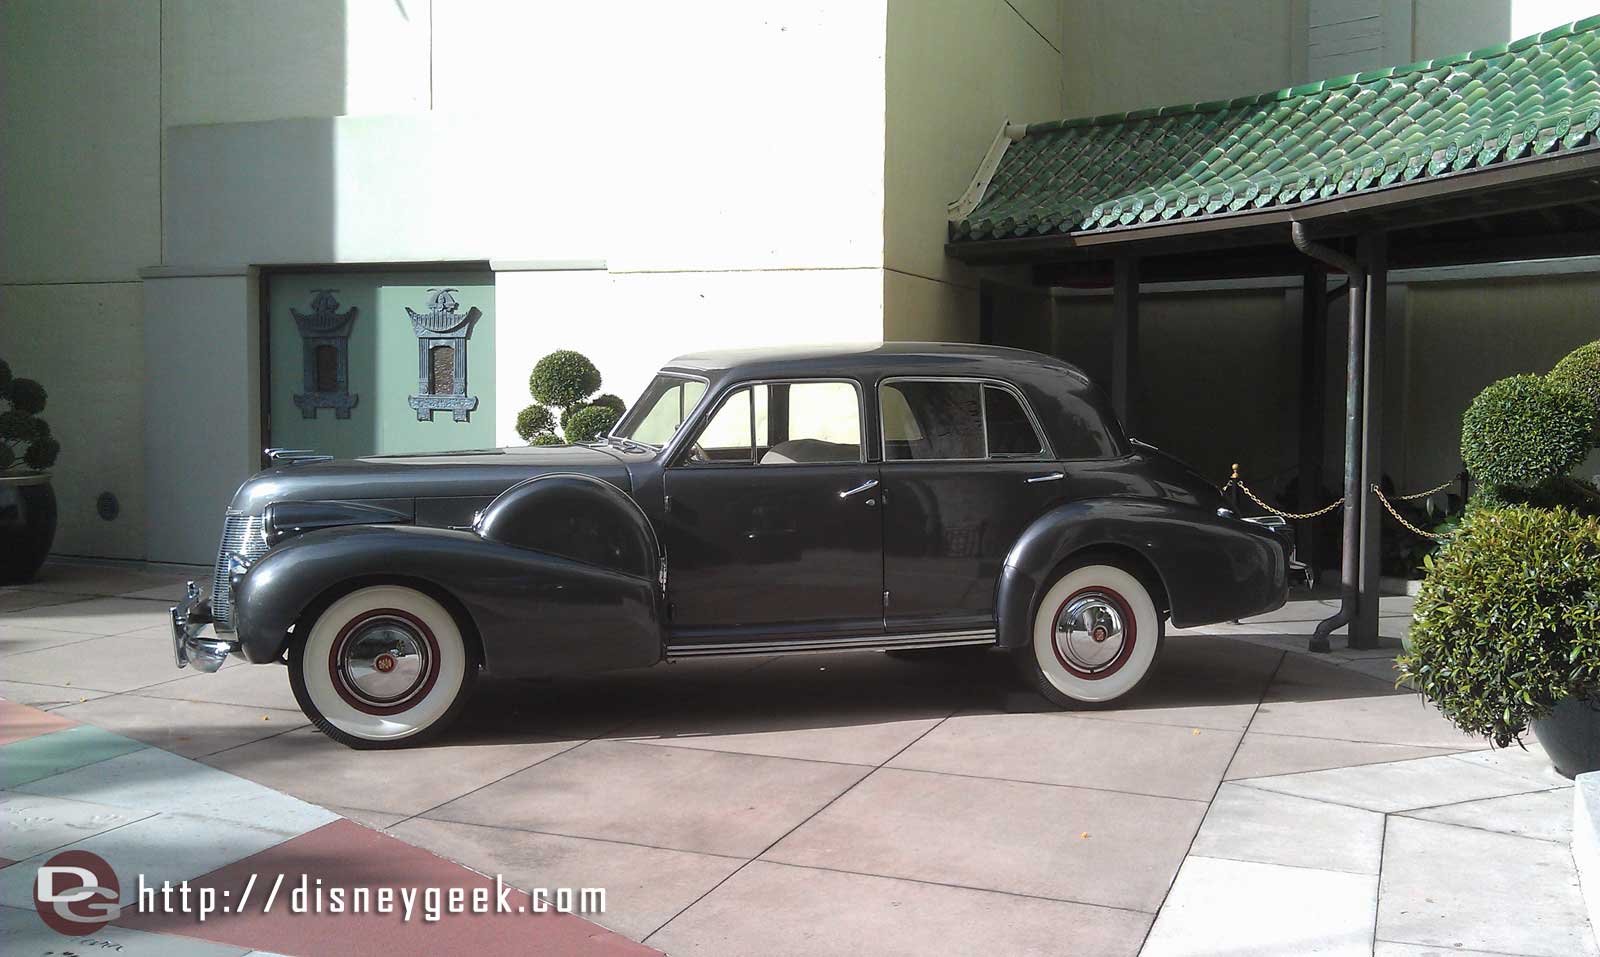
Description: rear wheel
xmin=288 ymin=585 xmax=478 ymax=749
xmin=1019 ymin=563 xmax=1161 ymax=707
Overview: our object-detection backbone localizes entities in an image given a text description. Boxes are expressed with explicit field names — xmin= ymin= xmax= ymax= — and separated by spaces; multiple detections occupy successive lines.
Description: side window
xmin=881 ymin=380 xmax=985 ymax=460
xmin=881 ymin=379 xmax=1047 ymax=461
xmin=684 ymin=382 xmax=861 ymax=465
xmin=984 ymin=385 xmax=1044 ymax=457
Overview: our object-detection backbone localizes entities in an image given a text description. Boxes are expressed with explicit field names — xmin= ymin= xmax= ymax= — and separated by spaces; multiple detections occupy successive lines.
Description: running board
xmin=666 ymin=629 xmax=998 ymax=659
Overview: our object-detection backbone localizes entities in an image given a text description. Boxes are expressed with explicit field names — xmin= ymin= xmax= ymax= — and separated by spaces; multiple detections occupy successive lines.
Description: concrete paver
xmin=1378 ymin=816 xmax=1597 ymax=957
xmin=649 ymin=860 xmax=1152 ymax=957
xmin=427 ymin=740 xmax=871 ymax=858
xmin=1143 ymin=855 xmax=1378 ymax=956
xmin=1190 ymin=783 xmax=1385 ymax=875
xmin=763 ymin=766 xmax=1206 ymax=912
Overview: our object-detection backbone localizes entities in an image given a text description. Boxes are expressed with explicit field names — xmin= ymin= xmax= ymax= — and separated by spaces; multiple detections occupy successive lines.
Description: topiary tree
xmin=516 ymin=350 xmax=626 ymax=445
xmin=1548 ymin=339 xmax=1600 ymax=445
xmin=0 ymin=358 xmax=59 ymax=472
xmin=514 ymin=404 xmax=556 ymax=443
xmin=1460 ymin=374 xmax=1592 ymax=492
xmin=1398 ymin=505 xmax=1600 ymax=747
xmin=564 ymin=404 xmax=621 ymax=443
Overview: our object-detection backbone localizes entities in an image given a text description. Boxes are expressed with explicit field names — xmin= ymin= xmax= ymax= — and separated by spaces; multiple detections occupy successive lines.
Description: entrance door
xmin=879 ymin=378 xmax=1065 ymax=633
xmin=661 ymin=379 xmax=883 ymax=644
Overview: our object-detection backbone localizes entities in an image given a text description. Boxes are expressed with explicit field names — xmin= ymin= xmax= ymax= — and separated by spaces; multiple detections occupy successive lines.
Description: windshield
xmin=610 ymin=374 xmax=708 ymax=448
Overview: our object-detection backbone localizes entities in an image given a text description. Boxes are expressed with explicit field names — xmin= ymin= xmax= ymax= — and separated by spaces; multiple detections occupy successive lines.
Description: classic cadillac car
xmin=172 ymin=343 xmax=1289 ymax=748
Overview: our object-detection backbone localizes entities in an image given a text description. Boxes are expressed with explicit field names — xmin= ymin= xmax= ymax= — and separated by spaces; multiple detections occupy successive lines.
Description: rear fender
xmin=995 ymin=498 xmax=1286 ymax=648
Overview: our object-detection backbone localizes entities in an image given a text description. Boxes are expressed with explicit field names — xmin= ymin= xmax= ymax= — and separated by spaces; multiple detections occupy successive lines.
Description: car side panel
xmin=995 ymin=497 xmax=1287 ymax=647
xmin=231 ymin=524 xmax=662 ymax=676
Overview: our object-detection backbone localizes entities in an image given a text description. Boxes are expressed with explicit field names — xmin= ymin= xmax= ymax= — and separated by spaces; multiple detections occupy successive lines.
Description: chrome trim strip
xmin=666 ymin=629 xmax=997 ymax=659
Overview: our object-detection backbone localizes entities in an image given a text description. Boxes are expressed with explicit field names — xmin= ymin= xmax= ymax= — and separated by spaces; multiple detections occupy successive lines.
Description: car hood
xmin=228 ymin=444 xmax=640 ymax=514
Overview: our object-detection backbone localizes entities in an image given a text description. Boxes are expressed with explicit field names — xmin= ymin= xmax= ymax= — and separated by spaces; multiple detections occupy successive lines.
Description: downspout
xmin=1291 ymin=223 xmax=1364 ymax=654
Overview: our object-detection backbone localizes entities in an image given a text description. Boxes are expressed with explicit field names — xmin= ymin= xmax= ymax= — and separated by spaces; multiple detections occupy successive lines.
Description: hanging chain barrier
xmin=1219 ymin=464 xmax=1458 ymax=539
xmin=1371 ymin=484 xmax=1452 ymax=540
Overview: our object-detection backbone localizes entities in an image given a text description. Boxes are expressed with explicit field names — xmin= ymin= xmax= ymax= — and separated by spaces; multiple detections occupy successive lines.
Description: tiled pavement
xmin=2 ymin=559 xmax=1595 ymax=956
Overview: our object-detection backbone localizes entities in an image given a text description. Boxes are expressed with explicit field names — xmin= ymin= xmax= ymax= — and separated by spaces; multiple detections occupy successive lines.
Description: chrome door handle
xmin=839 ymin=478 xmax=880 ymax=499
xmin=1025 ymin=471 xmax=1065 ymax=484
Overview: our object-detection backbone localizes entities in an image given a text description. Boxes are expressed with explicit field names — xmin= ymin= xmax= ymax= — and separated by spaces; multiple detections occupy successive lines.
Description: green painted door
xmin=266 ymin=272 xmax=496 ymax=458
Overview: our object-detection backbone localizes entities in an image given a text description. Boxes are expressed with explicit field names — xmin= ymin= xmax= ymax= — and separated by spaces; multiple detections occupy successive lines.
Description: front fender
xmin=995 ymin=497 xmax=1286 ymax=647
xmin=231 ymin=524 xmax=663 ymax=676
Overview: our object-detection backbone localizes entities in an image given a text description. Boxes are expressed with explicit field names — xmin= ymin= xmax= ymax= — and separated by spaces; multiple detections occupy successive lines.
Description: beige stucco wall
xmin=0 ymin=0 xmax=160 ymax=559
xmin=1058 ymin=1 xmax=1299 ymax=118
xmin=882 ymin=0 xmax=1062 ymax=343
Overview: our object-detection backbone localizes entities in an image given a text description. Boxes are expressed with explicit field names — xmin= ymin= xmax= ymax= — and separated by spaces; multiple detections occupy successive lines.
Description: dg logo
xmin=33 ymin=849 xmax=121 ymax=935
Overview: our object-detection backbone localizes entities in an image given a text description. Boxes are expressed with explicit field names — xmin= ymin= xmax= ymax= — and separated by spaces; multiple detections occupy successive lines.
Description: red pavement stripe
xmin=0 ymin=858 xmax=14 ymax=868
xmin=119 ymin=818 xmax=659 ymax=957
xmin=0 ymin=699 xmax=79 ymax=746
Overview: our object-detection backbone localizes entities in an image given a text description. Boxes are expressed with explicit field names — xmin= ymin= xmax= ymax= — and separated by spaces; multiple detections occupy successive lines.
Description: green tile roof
xmin=951 ymin=15 xmax=1600 ymax=243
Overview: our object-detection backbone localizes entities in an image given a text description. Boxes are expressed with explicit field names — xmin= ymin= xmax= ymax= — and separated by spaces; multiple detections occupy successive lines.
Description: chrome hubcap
xmin=1054 ymin=593 xmax=1127 ymax=674
xmin=340 ymin=617 xmax=430 ymax=705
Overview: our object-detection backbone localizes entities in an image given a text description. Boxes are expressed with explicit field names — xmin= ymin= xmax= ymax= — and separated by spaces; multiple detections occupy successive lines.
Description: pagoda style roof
xmin=950 ymin=15 xmax=1600 ymax=246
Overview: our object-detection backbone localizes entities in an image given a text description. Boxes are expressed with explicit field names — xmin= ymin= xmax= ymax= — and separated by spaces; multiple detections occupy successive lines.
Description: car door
xmin=660 ymin=378 xmax=883 ymax=646
xmin=879 ymin=377 xmax=1065 ymax=634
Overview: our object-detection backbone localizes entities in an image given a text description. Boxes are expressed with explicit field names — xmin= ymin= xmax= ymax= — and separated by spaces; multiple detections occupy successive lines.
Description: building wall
xmin=0 ymin=0 xmax=160 ymax=560
xmin=1058 ymin=1 xmax=1300 ymax=118
xmin=882 ymin=0 xmax=1062 ymax=343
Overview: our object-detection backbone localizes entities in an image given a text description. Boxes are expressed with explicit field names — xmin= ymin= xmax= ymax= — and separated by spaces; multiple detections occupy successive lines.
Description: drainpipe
xmin=1291 ymin=223 xmax=1364 ymax=654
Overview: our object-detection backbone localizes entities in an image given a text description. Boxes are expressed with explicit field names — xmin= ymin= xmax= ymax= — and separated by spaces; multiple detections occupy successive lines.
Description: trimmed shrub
xmin=1397 ymin=506 xmax=1600 ymax=747
xmin=560 ymin=401 xmax=589 ymax=431
xmin=7 ymin=378 xmax=46 ymax=415
xmin=529 ymin=350 xmax=601 ymax=408
xmin=529 ymin=433 xmax=566 ymax=447
xmin=591 ymin=393 xmax=626 ymax=415
xmin=23 ymin=436 xmax=60 ymax=471
xmin=0 ymin=362 xmax=57 ymax=471
xmin=1549 ymin=340 xmax=1600 ymax=444
xmin=515 ymin=404 xmax=556 ymax=442
xmin=564 ymin=404 xmax=620 ymax=443
xmin=1460 ymin=374 xmax=1591 ymax=490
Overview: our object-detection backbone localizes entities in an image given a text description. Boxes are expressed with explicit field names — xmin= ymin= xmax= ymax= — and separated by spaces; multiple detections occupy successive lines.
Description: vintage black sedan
xmin=171 ymin=343 xmax=1289 ymax=748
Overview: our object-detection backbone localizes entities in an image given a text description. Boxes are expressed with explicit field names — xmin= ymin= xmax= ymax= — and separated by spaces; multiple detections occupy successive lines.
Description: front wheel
xmin=1019 ymin=563 xmax=1162 ymax=707
xmin=289 ymin=585 xmax=478 ymax=749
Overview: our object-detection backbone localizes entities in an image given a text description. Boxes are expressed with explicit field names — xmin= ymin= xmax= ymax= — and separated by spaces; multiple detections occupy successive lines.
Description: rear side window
xmin=880 ymin=379 xmax=1046 ymax=461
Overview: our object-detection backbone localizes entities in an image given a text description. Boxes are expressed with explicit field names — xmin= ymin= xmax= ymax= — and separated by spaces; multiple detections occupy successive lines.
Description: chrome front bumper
xmin=171 ymin=581 xmax=238 ymax=673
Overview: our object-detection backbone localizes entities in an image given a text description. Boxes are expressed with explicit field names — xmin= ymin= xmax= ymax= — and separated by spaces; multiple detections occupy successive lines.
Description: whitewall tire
xmin=289 ymin=585 xmax=478 ymax=749
xmin=1023 ymin=563 xmax=1161 ymax=706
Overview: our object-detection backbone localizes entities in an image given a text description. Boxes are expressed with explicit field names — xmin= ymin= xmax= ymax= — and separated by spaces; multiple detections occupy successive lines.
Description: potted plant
xmin=0 ymin=358 xmax=62 ymax=583
xmin=1399 ymin=340 xmax=1600 ymax=777
xmin=515 ymin=349 xmax=627 ymax=446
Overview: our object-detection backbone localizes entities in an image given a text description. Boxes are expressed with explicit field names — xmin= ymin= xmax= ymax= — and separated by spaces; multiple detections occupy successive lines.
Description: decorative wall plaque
xmin=405 ymin=288 xmax=482 ymax=421
xmin=291 ymin=290 xmax=359 ymax=418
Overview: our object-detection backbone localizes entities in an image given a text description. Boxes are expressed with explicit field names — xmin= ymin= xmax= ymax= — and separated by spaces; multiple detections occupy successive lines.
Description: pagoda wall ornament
xmin=290 ymin=289 xmax=359 ymax=419
xmin=406 ymin=288 xmax=482 ymax=421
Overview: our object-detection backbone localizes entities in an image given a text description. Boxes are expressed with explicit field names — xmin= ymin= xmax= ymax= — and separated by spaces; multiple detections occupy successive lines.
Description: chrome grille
xmin=211 ymin=512 xmax=267 ymax=631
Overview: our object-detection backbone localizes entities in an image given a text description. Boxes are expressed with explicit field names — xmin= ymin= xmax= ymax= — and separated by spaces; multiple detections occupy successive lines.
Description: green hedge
xmin=1460 ymin=374 xmax=1591 ymax=489
xmin=1398 ymin=505 xmax=1600 ymax=747
xmin=529 ymin=350 xmax=601 ymax=408
xmin=564 ymin=404 xmax=620 ymax=443
xmin=514 ymin=404 xmax=556 ymax=442
xmin=1549 ymin=339 xmax=1600 ymax=444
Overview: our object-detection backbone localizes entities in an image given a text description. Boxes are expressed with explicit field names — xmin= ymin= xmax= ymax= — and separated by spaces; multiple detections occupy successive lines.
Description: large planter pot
xmin=0 ymin=471 xmax=56 ymax=584
xmin=1532 ymin=694 xmax=1600 ymax=779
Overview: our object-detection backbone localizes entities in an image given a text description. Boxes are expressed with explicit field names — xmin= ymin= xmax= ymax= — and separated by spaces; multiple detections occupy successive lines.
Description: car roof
xmin=662 ymin=341 xmax=1094 ymax=386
